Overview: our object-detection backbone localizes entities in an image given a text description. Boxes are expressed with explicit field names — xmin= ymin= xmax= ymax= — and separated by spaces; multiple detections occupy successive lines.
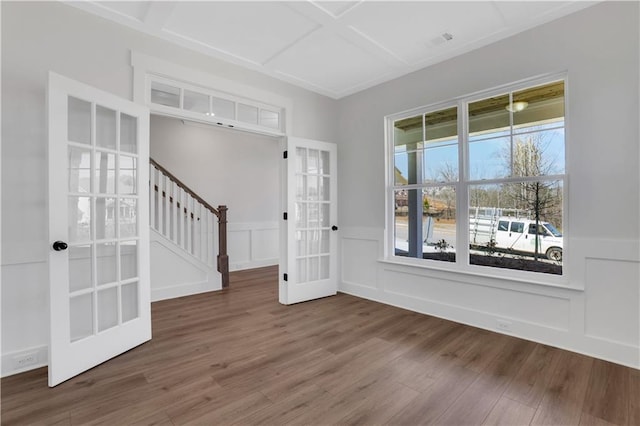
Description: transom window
xmin=148 ymin=76 xmax=285 ymax=136
xmin=388 ymin=76 xmax=566 ymax=279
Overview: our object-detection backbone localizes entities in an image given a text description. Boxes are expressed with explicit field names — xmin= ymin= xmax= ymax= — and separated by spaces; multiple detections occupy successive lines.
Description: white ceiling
xmin=67 ymin=1 xmax=596 ymax=99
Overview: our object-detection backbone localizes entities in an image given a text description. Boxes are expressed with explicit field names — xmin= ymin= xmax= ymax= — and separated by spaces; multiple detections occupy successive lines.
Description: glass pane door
xmin=282 ymin=137 xmax=337 ymax=305
xmin=49 ymin=72 xmax=150 ymax=387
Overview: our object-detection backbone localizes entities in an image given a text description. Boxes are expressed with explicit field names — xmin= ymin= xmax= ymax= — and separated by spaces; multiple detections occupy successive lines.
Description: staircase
xmin=149 ymin=158 xmax=229 ymax=297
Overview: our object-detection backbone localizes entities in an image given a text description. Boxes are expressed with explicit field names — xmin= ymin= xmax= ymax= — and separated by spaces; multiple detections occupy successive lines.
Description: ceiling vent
xmin=429 ymin=32 xmax=454 ymax=47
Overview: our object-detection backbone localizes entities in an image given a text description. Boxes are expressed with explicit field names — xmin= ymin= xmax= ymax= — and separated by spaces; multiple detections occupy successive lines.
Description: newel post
xmin=217 ymin=205 xmax=229 ymax=288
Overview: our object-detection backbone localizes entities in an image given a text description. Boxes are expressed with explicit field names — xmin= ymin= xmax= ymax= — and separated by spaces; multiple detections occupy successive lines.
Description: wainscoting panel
xmin=585 ymin=258 xmax=640 ymax=346
xmin=341 ymin=235 xmax=380 ymax=290
xmin=228 ymin=222 xmax=279 ymax=271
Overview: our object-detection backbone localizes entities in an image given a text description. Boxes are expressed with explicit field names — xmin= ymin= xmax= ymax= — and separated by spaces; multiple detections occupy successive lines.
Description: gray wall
xmin=336 ymin=1 xmax=639 ymax=368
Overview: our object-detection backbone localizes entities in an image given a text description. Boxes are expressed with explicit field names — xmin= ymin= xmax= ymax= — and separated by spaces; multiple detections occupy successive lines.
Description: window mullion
xmin=457 ymin=100 xmax=469 ymax=266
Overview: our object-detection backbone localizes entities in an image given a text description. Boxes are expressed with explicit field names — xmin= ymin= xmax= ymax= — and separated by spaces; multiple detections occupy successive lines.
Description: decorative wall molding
xmin=228 ymin=222 xmax=279 ymax=271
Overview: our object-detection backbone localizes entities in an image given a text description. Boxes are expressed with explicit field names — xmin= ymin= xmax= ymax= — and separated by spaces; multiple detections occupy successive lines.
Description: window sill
xmin=378 ymin=256 xmax=582 ymax=293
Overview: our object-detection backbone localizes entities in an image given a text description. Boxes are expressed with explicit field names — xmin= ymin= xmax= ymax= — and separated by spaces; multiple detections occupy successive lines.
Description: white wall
xmin=336 ymin=2 xmax=640 ymax=368
xmin=1 ymin=1 xmax=335 ymax=376
xmin=150 ymin=115 xmax=280 ymax=271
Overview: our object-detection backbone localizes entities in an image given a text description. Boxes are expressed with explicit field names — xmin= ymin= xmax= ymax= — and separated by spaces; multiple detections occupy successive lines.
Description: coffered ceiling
xmin=67 ymin=1 xmax=596 ymax=99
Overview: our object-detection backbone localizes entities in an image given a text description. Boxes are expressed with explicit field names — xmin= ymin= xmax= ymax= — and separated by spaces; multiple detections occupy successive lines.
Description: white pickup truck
xmin=469 ymin=216 xmax=563 ymax=261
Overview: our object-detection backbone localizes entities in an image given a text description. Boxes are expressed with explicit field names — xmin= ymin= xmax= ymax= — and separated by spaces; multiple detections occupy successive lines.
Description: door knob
xmin=52 ymin=241 xmax=68 ymax=251
xmin=331 ymin=226 xmax=338 ymax=231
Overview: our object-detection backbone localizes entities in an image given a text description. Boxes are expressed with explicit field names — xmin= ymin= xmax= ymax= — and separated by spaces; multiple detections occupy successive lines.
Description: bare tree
xmin=437 ymin=162 xmax=457 ymax=219
xmin=502 ymin=133 xmax=563 ymax=260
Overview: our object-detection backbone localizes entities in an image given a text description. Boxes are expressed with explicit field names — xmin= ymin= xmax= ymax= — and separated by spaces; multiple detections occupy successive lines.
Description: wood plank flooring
xmin=1 ymin=265 xmax=638 ymax=425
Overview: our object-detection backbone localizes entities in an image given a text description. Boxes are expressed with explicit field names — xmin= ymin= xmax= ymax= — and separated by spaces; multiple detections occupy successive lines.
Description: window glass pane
xmin=320 ymin=203 xmax=330 ymax=228
xmin=296 ymin=175 xmax=307 ymax=200
xmin=237 ymin=104 xmax=258 ymax=124
xmin=211 ymin=97 xmax=235 ymax=120
xmin=296 ymin=258 xmax=307 ymax=283
xmin=120 ymin=198 xmax=137 ymax=238
xmin=119 ymin=155 xmax=137 ymax=195
xmin=320 ymin=230 xmax=330 ymax=254
xmin=511 ymin=128 xmax=565 ymax=177
xmin=308 ymin=176 xmax=318 ymax=201
xmin=122 ymin=282 xmax=139 ymax=322
xmin=95 ymin=197 xmax=116 ymax=240
xmin=296 ymin=147 xmax=307 ymax=174
xmin=468 ymin=181 xmax=563 ymax=275
xmin=68 ymin=196 xmax=91 ymax=242
xmin=424 ymin=107 xmax=458 ymax=183
xmin=469 ymin=93 xmax=510 ymax=136
xmin=151 ymin=82 xmax=180 ymax=108
xmin=69 ymin=244 xmax=92 ymax=292
xmin=308 ymin=230 xmax=319 ymax=255
xmin=68 ymin=97 xmax=91 ymax=145
xmin=394 ymin=115 xmax=422 ymax=186
xmin=121 ymin=240 xmax=138 ymax=280
xmin=513 ymin=81 xmax=564 ymax=129
xmin=260 ymin=109 xmax=280 ymax=129
xmin=296 ymin=230 xmax=307 ymax=256
xmin=98 ymin=287 xmax=118 ymax=332
xmin=96 ymin=106 xmax=117 ymax=150
xmin=308 ymin=257 xmax=319 ymax=282
xmin=70 ymin=293 xmax=93 ymax=342
xmin=319 ymin=177 xmax=330 ymax=201
xmin=295 ymin=202 xmax=307 ymax=229
xmin=319 ymin=151 xmax=330 ymax=175
xmin=97 ymin=242 xmax=117 ymax=285
xmin=184 ymin=90 xmax=209 ymax=114
xmin=394 ymin=188 xmax=456 ymax=262
xmin=469 ymin=137 xmax=510 ymax=180
xmin=423 ymin=140 xmax=458 ymax=183
xmin=320 ymin=256 xmax=330 ymax=280
xmin=95 ymin=152 xmax=116 ymax=194
xmin=308 ymin=203 xmax=319 ymax=228
xmin=68 ymin=146 xmax=92 ymax=193
xmin=308 ymin=149 xmax=319 ymax=174
xmin=120 ymin=113 xmax=137 ymax=154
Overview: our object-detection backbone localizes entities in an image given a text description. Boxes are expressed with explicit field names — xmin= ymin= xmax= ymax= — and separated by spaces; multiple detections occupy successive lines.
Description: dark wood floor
xmin=2 ymin=265 xmax=638 ymax=425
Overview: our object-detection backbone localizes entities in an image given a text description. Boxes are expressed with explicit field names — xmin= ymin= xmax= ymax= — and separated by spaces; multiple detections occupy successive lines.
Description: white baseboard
xmin=151 ymin=279 xmax=221 ymax=302
xmin=229 ymin=258 xmax=278 ymax=271
xmin=1 ymin=346 xmax=48 ymax=378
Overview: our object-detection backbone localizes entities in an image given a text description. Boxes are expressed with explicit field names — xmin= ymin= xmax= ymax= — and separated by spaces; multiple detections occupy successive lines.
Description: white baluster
xmin=149 ymin=165 xmax=156 ymax=231
xmin=186 ymin=194 xmax=192 ymax=255
xmin=157 ymin=171 xmax=164 ymax=235
xmin=164 ymin=175 xmax=171 ymax=239
xmin=180 ymin=189 xmax=186 ymax=249
xmin=201 ymin=206 xmax=208 ymax=264
xmin=172 ymin=182 xmax=178 ymax=244
xmin=209 ymin=211 xmax=215 ymax=266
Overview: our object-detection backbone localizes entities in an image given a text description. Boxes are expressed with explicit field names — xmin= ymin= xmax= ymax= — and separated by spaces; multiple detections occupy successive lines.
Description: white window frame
xmin=384 ymin=73 xmax=569 ymax=287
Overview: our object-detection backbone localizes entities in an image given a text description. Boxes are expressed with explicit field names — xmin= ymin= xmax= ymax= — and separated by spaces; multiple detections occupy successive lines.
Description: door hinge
xmin=283 ymin=212 xmax=288 ymax=220
xmin=283 ymin=150 xmax=288 ymax=159
xmin=283 ymin=273 xmax=288 ymax=281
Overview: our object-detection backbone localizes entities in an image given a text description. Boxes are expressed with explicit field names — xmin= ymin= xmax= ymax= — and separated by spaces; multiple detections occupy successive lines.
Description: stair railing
xmin=149 ymin=158 xmax=229 ymax=288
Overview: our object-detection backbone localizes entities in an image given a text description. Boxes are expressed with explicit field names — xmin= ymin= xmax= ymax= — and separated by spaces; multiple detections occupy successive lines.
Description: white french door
xmin=48 ymin=72 xmax=150 ymax=387
xmin=280 ymin=137 xmax=338 ymax=305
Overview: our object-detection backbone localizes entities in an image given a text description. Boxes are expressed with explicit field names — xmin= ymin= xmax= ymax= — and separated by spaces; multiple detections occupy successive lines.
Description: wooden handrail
xmin=150 ymin=157 xmax=229 ymax=288
xmin=150 ymin=157 xmax=219 ymax=218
